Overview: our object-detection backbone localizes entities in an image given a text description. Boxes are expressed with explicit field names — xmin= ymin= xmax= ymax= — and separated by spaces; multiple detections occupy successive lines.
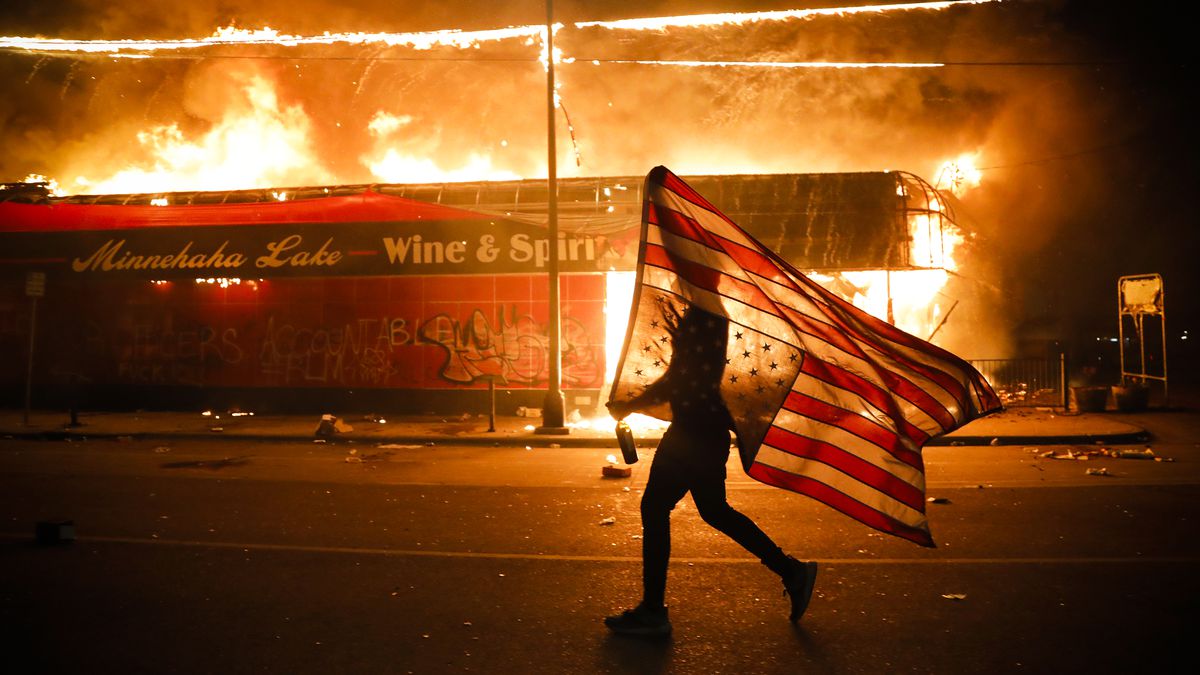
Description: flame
xmin=20 ymin=173 xmax=66 ymax=196
xmin=363 ymin=111 xmax=521 ymax=183
xmin=2 ymin=1 xmax=1000 ymax=58
xmin=936 ymin=154 xmax=983 ymax=196
xmin=0 ymin=24 xmax=543 ymax=55
xmin=809 ymin=180 xmax=966 ymax=339
xmin=575 ymin=1 xmax=997 ymax=31
xmin=68 ymin=72 xmax=331 ymax=194
xmin=594 ymin=59 xmax=942 ymax=69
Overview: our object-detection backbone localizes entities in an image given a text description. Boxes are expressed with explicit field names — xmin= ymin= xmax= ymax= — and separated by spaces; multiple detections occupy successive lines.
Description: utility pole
xmin=538 ymin=0 xmax=568 ymax=434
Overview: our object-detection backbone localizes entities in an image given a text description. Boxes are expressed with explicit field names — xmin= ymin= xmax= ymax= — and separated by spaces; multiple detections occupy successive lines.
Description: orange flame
xmin=71 ymin=73 xmax=331 ymax=194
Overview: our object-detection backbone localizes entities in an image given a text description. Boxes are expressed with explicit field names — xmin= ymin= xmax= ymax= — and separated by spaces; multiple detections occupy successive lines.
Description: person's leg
xmin=606 ymin=435 xmax=690 ymax=637
xmin=689 ymin=468 xmax=791 ymax=574
xmin=639 ymin=451 xmax=690 ymax=609
xmin=690 ymin=464 xmax=818 ymax=621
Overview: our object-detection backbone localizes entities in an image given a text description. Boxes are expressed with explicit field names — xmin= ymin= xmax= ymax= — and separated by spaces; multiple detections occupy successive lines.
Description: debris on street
xmin=315 ymin=414 xmax=352 ymax=438
xmin=602 ymin=465 xmax=631 ymax=478
xmin=1035 ymin=446 xmax=1169 ymax=462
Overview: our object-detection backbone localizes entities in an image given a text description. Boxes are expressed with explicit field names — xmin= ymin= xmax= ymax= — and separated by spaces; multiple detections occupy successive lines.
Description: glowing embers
xmin=193 ymin=278 xmax=260 ymax=289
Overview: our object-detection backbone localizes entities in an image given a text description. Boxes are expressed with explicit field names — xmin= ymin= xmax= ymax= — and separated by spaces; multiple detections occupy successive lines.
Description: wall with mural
xmin=0 ymin=273 xmax=605 ymax=403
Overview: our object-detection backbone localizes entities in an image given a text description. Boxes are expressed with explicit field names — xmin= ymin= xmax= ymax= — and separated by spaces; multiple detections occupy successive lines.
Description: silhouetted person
xmin=605 ymin=305 xmax=817 ymax=637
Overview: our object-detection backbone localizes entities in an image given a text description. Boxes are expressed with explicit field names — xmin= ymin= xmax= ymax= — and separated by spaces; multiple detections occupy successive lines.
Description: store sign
xmin=4 ymin=219 xmax=635 ymax=279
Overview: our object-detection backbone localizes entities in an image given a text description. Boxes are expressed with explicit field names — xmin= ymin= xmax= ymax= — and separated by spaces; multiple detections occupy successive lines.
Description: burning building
xmin=0 ymin=170 xmax=974 ymax=415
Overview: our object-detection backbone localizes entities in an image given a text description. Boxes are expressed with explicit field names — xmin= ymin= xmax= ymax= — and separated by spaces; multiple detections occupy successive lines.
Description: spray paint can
xmin=616 ymin=421 xmax=638 ymax=464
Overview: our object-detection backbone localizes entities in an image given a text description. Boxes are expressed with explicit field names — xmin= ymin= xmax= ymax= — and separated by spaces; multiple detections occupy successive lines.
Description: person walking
xmin=605 ymin=305 xmax=817 ymax=638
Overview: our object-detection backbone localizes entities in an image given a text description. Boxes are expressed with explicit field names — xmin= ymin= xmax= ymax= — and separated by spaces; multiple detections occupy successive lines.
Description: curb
xmin=926 ymin=430 xmax=1152 ymax=447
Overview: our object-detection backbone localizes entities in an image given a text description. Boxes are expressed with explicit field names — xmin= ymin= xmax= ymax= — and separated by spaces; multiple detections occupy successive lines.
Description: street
xmin=2 ymin=411 xmax=1198 ymax=674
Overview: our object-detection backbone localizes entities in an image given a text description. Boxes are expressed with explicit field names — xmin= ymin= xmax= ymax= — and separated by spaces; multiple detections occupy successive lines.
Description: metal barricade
xmin=968 ymin=355 xmax=1066 ymax=408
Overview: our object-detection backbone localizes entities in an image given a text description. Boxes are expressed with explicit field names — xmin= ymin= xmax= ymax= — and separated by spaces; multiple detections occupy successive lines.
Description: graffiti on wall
xmin=1 ymin=275 xmax=606 ymax=392
xmin=258 ymin=316 xmax=404 ymax=386
xmin=418 ymin=307 xmax=601 ymax=388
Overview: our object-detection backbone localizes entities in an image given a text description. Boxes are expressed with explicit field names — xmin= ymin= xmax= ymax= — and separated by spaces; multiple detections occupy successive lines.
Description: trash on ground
xmin=1085 ymin=467 xmax=1111 ymax=476
xmin=153 ymin=446 xmax=171 ymax=453
xmin=602 ymin=465 xmax=632 ymax=478
xmin=209 ymin=427 xmax=223 ymax=433
xmin=1038 ymin=447 xmax=1168 ymax=462
xmin=598 ymin=517 xmax=616 ymax=526
xmin=926 ymin=497 xmax=951 ymax=504
xmin=377 ymin=443 xmax=421 ymax=449
xmin=941 ymin=593 xmax=967 ymax=601
xmin=315 ymin=414 xmax=353 ymax=438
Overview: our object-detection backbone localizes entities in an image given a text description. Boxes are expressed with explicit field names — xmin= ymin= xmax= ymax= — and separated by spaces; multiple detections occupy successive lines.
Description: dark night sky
xmin=1 ymin=1 xmax=1195 ymax=363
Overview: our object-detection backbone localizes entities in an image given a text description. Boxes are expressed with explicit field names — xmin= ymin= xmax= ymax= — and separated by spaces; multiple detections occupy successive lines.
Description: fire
xmin=0 ymin=24 xmax=543 ymax=55
xmin=71 ymin=72 xmax=331 ymax=194
xmin=575 ymin=1 xmax=999 ymax=31
xmin=21 ymin=174 xmax=66 ymax=197
xmin=809 ymin=173 xmax=967 ymax=340
xmin=596 ymin=59 xmax=943 ymax=69
xmin=364 ymin=112 xmax=521 ymax=184
xmin=935 ymin=154 xmax=983 ymax=196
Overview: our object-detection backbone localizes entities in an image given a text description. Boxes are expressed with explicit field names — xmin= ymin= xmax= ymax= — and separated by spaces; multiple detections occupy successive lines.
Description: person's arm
xmin=607 ymin=373 xmax=671 ymax=420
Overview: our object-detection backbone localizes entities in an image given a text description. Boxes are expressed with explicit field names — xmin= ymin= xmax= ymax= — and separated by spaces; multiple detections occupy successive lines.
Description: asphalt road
xmin=2 ymin=412 xmax=1199 ymax=674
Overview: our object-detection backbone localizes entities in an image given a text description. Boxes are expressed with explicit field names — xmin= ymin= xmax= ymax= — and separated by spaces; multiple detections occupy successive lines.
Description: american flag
xmin=609 ymin=167 xmax=1002 ymax=546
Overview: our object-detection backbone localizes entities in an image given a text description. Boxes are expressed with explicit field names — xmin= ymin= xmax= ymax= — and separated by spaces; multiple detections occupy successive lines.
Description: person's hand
xmin=606 ymin=400 xmax=629 ymax=420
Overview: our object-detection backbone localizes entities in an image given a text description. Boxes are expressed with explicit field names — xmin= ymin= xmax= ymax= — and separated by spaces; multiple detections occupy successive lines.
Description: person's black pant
xmin=640 ymin=424 xmax=790 ymax=608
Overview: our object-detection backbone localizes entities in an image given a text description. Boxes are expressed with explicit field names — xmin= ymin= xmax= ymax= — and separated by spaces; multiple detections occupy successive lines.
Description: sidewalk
xmin=0 ymin=406 xmax=1150 ymax=447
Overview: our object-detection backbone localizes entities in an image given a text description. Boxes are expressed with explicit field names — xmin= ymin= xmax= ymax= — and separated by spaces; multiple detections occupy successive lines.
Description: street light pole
xmin=538 ymin=0 xmax=567 ymax=434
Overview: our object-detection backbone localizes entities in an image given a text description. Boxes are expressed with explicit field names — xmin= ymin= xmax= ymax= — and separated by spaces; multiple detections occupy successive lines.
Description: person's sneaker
xmin=604 ymin=603 xmax=672 ymax=637
xmin=783 ymin=557 xmax=818 ymax=622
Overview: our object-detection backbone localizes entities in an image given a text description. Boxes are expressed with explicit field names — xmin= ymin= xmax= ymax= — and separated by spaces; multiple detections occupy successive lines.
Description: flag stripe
xmin=761 ymin=424 xmax=926 ymax=510
xmin=781 ymin=391 xmax=924 ymax=469
xmin=798 ymin=357 xmax=933 ymax=444
xmin=747 ymin=461 xmax=934 ymax=547
xmin=752 ymin=441 xmax=926 ymax=529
